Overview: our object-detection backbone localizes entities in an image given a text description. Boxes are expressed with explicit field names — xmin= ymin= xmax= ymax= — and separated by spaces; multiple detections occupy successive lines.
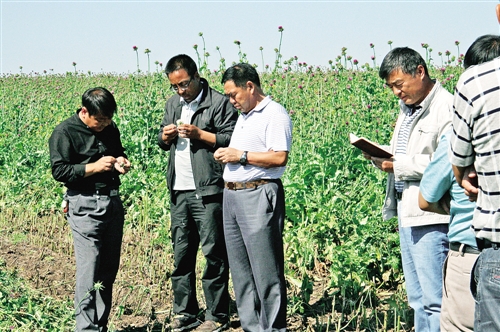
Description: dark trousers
xmin=66 ymin=192 xmax=124 ymax=332
xmin=170 ymin=191 xmax=229 ymax=322
xmin=223 ymin=181 xmax=287 ymax=332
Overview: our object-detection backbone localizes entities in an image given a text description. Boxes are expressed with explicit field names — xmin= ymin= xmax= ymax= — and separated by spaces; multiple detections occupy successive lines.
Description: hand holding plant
xmin=114 ymin=156 xmax=131 ymax=174
xmin=162 ymin=124 xmax=179 ymax=143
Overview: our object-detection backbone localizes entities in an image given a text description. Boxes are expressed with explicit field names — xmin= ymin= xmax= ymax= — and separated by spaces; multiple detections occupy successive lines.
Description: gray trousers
xmin=223 ymin=181 xmax=287 ymax=332
xmin=66 ymin=191 xmax=124 ymax=332
xmin=170 ymin=191 xmax=229 ymax=322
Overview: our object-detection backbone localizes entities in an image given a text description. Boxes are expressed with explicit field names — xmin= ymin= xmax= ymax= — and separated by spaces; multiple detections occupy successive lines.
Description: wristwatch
xmin=239 ymin=151 xmax=248 ymax=166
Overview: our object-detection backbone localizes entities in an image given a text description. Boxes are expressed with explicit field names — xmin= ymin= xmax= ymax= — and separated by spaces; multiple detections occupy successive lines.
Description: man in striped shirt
xmin=367 ymin=47 xmax=452 ymax=332
xmin=450 ymin=37 xmax=500 ymax=331
xmin=214 ymin=63 xmax=292 ymax=332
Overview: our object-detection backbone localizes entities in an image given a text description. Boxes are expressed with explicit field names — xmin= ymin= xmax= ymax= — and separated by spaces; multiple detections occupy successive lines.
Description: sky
xmin=1 ymin=0 xmax=500 ymax=75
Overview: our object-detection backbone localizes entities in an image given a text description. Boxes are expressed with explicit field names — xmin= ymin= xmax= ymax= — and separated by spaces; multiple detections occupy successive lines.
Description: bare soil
xmin=0 ymin=236 xmax=337 ymax=331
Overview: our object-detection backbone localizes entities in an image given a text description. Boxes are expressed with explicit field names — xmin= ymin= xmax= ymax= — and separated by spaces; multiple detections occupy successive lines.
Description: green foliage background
xmin=0 ymin=61 xmax=464 ymax=330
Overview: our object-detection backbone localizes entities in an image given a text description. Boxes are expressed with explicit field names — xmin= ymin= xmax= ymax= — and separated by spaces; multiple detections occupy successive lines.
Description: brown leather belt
xmin=224 ymin=179 xmax=275 ymax=190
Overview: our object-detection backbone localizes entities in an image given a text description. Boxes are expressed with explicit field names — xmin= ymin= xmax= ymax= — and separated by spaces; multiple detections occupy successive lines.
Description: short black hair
xmin=464 ymin=34 xmax=500 ymax=69
xmin=165 ymin=54 xmax=198 ymax=78
xmin=379 ymin=47 xmax=429 ymax=80
xmin=221 ymin=63 xmax=261 ymax=88
xmin=82 ymin=87 xmax=116 ymax=118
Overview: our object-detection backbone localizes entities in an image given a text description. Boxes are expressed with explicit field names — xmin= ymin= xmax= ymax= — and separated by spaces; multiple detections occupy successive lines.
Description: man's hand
xmin=371 ymin=157 xmax=394 ymax=173
xmin=177 ymin=124 xmax=201 ymax=140
xmin=462 ymin=166 xmax=478 ymax=202
xmin=214 ymin=147 xmax=242 ymax=164
xmin=85 ymin=156 xmax=116 ymax=177
xmin=114 ymin=156 xmax=131 ymax=174
xmin=162 ymin=124 xmax=178 ymax=143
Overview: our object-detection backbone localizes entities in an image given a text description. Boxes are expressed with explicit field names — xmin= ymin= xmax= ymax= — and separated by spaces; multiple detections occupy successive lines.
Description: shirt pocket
xmin=412 ymin=125 xmax=439 ymax=154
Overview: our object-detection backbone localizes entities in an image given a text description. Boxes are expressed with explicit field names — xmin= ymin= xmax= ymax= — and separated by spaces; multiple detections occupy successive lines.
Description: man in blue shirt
xmin=419 ymin=130 xmax=477 ymax=331
xmin=419 ymin=34 xmax=500 ymax=332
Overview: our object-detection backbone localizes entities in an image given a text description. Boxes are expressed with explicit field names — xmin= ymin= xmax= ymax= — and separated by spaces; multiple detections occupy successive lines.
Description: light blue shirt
xmin=419 ymin=130 xmax=476 ymax=247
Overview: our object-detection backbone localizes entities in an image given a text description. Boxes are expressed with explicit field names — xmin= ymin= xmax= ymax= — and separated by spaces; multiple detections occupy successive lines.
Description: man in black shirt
xmin=49 ymin=87 xmax=131 ymax=332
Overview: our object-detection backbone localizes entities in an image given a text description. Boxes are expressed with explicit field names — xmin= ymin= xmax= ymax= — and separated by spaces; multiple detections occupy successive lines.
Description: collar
xmin=401 ymin=80 xmax=440 ymax=115
xmin=180 ymin=84 xmax=204 ymax=106
xmin=242 ymin=96 xmax=272 ymax=117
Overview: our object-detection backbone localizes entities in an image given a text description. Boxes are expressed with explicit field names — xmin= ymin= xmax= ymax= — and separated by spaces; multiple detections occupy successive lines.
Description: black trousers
xmin=170 ymin=190 xmax=229 ymax=322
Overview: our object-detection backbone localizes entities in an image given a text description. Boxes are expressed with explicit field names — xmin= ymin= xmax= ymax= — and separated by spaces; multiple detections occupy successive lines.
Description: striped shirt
xmin=394 ymin=105 xmax=423 ymax=192
xmin=223 ymin=96 xmax=292 ymax=182
xmin=450 ymin=57 xmax=500 ymax=242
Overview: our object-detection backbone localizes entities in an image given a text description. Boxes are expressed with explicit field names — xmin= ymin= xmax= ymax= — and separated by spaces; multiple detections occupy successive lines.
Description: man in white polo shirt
xmin=214 ymin=63 xmax=292 ymax=332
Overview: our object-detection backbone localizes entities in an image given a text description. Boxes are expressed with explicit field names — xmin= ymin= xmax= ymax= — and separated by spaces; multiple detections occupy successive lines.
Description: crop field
xmin=0 ymin=41 xmax=464 ymax=331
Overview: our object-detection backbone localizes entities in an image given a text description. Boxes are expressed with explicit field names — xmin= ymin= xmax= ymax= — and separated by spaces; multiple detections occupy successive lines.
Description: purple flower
xmin=278 ymin=26 xmax=284 ymax=32
xmin=132 ymin=46 xmax=138 ymax=51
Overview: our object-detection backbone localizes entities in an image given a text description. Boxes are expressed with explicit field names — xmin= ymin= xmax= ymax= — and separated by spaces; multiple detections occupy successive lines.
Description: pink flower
xmin=278 ymin=26 xmax=284 ymax=32
xmin=133 ymin=46 xmax=138 ymax=51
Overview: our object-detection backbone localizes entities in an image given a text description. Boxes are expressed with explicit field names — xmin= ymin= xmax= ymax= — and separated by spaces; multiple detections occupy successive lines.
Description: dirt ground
xmin=0 ymin=237 xmax=335 ymax=332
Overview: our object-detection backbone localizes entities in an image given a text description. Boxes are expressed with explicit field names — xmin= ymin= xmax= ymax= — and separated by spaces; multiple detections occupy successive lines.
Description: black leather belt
xmin=67 ymin=188 xmax=119 ymax=197
xmin=449 ymin=242 xmax=480 ymax=255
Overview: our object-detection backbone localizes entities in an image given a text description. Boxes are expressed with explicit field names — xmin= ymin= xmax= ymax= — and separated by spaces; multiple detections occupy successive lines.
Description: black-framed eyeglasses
xmin=170 ymin=78 xmax=192 ymax=92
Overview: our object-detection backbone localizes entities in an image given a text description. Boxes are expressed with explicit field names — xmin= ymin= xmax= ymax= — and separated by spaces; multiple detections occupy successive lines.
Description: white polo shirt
xmin=223 ymin=96 xmax=292 ymax=182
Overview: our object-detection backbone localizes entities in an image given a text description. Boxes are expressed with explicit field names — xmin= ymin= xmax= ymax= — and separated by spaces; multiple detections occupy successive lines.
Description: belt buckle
xmin=226 ymin=182 xmax=235 ymax=190
xmin=110 ymin=189 xmax=119 ymax=197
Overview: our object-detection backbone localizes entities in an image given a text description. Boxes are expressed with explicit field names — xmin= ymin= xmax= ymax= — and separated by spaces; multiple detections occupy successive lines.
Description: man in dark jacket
xmin=158 ymin=54 xmax=238 ymax=332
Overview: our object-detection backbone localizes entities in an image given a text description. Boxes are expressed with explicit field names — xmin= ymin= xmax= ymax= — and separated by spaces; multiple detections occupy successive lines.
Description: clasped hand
xmin=95 ymin=156 xmax=131 ymax=174
xmin=214 ymin=147 xmax=240 ymax=164
xmin=162 ymin=123 xmax=200 ymax=142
